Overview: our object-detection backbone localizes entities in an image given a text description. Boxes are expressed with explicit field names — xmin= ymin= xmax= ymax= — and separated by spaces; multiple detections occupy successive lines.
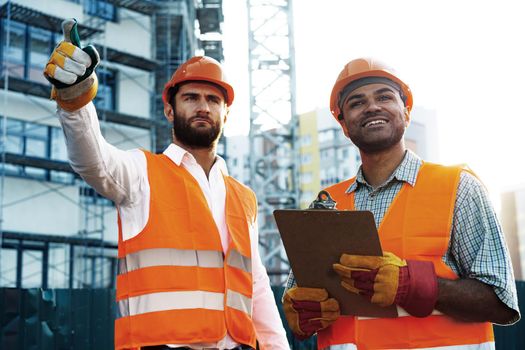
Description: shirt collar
xmin=346 ymin=150 xmax=422 ymax=193
xmin=163 ymin=143 xmax=229 ymax=175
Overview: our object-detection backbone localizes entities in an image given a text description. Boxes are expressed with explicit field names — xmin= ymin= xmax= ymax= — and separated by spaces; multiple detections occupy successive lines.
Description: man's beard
xmin=350 ymin=132 xmax=404 ymax=153
xmin=172 ymin=113 xmax=223 ymax=148
xmin=348 ymin=114 xmax=406 ymax=154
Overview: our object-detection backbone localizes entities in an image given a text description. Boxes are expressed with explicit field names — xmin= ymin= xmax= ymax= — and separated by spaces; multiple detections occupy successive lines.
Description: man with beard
xmin=44 ymin=20 xmax=289 ymax=350
xmin=282 ymin=58 xmax=519 ymax=349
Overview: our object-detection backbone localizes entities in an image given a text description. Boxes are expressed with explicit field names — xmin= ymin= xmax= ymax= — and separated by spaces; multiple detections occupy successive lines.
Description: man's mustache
xmin=188 ymin=115 xmax=214 ymax=124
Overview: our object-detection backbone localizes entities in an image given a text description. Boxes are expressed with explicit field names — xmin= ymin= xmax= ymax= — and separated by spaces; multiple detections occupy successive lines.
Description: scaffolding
xmin=246 ymin=0 xmax=299 ymax=284
xmin=0 ymin=0 xmax=221 ymax=289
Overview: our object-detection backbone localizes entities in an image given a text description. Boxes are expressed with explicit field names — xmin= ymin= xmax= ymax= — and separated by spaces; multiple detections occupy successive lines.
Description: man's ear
xmin=337 ymin=117 xmax=350 ymax=138
xmin=404 ymin=107 xmax=411 ymax=127
xmin=164 ymin=103 xmax=174 ymax=123
xmin=223 ymin=106 xmax=230 ymax=124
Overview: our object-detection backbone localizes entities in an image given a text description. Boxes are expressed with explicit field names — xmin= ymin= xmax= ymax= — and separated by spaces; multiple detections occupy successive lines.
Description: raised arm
xmin=58 ymin=103 xmax=144 ymax=206
xmin=44 ymin=19 xmax=143 ymax=205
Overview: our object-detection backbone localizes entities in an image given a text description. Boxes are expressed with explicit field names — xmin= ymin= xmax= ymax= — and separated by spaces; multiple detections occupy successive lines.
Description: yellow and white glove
xmin=44 ymin=19 xmax=100 ymax=111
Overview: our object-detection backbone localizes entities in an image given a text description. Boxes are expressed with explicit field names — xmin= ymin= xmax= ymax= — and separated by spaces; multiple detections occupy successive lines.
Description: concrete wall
xmin=2 ymin=177 xmax=80 ymax=235
xmin=115 ymin=64 xmax=152 ymax=118
xmin=9 ymin=0 xmax=83 ymax=20
xmin=0 ymin=90 xmax=59 ymax=127
xmin=101 ymin=9 xmax=151 ymax=59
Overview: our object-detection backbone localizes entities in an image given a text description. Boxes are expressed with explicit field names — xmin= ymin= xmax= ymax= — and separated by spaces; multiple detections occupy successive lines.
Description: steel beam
xmin=246 ymin=0 xmax=299 ymax=284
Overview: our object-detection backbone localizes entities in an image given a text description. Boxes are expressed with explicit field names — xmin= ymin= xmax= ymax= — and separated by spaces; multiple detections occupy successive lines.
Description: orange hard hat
xmin=162 ymin=56 xmax=234 ymax=106
xmin=330 ymin=57 xmax=413 ymax=120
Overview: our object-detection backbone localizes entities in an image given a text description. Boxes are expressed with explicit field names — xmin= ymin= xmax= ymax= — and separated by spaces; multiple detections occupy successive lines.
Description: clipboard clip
xmin=308 ymin=190 xmax=337 ymax=210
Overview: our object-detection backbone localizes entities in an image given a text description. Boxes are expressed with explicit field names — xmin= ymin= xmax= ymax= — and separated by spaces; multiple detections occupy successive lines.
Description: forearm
xmin=58 ymin=102 xmax=140 ymax=205
xmin=436 ymin=277 xmax=518 ymax=324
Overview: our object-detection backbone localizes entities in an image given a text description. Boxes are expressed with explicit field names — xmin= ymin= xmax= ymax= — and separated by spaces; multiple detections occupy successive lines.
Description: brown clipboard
xmin=274 ymin=209 xmax=398 ymax=318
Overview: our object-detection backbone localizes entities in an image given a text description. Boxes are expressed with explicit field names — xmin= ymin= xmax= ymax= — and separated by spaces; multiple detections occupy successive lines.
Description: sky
xmin=222 ymin=0 xmax=525 ymax=205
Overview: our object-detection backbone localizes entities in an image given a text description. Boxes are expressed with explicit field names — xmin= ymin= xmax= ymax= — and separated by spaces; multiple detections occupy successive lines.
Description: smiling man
xmin=282 ymin=58 xmax=520 ymax=349
xmin=44 ymin=19 xmax=289 ymax=350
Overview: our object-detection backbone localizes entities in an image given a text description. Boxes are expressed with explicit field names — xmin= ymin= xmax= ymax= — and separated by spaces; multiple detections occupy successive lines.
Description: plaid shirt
xmin=285 ymin=150 xmax=520 ymax=319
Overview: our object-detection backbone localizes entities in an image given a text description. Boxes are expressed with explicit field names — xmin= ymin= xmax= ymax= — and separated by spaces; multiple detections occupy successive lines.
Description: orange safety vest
xmin=317 ymin=162 xmax=494 ymax=350
xmin=114 ymin=151 xmax=257 ymax=350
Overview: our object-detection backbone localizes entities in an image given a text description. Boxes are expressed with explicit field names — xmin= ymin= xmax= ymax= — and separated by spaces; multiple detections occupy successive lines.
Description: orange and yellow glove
xmin=333 ymin=252 xmax=438 ymax=317
xmin=43 ymin=19 xmax=99 ymax=111
xmin=283 ymin=287 xmax=340 ymax=340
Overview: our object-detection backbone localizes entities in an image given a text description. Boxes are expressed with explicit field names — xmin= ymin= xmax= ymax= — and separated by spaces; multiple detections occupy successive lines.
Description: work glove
xmin=283 ymin=287 xmax=340 ymax=340
xmin=333 ymin=252 xmax=438 ymax=318
xmin=44 ymin=19 xmax=100 ymax=111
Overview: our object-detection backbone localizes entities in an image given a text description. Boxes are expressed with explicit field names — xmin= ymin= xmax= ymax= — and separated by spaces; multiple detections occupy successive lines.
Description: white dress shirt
xmin=58 ymin=102 xmax=289 ymax=350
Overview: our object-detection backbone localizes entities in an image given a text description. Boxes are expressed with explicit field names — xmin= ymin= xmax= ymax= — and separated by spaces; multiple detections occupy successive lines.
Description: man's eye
xmin=378 ymin=95 xmax=392 ymax=101
xmin=349 ymin=101 xmax=364 ymax=108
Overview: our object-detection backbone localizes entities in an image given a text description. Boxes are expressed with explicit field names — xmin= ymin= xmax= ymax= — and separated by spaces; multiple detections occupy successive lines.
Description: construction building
xmin=0 ymin=0 xmax=225 ymax=289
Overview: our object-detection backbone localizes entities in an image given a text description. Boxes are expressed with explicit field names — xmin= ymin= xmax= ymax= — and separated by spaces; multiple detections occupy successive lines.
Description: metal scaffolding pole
xmin=246 ymin=0 xmax=299 ymax=285
xmin=0 ymin=0 xmax=11 ymax=284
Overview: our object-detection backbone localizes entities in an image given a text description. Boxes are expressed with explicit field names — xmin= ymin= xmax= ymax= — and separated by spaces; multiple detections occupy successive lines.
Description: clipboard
xmin=274 ymin=209 xmax=398 ymax=318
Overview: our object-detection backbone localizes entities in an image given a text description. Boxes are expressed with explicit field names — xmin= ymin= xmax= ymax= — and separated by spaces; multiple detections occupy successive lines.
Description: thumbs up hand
xmin=44 ymin=19 xmax=100 ymax=111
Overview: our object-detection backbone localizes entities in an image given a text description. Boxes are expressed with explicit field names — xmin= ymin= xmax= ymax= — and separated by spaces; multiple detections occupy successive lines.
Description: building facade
xmin=296 ymin=108 xmax=359 ymax=208
xmin=0 ymin=0 xmax=224 ymax=289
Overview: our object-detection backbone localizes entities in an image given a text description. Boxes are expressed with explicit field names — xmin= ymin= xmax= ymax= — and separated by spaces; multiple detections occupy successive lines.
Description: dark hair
xmin=167 ymin=85 xmax=179 ymax=111
xmin=338 ymin=76 xmax=407 ymax=111
xmin=167 ymin=80 xmax=228 ymax=110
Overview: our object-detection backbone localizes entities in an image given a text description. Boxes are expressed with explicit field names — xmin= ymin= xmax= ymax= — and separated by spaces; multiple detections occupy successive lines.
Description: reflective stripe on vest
xmin=118 ymin=290 xmax=224 ymax=317
xmin=117 ymin=289 xmax=253 ymax=318
xmin=118 ymin=248 xmax=224 ymax=275
xmin=227 ymin=289 xmax=252 ymax=315
xmin=317 ymin=163 xmax=494 ymax=350
xmin=226 ymin=249 xmax=252 ymax=273
xmin=118 ymin=248 xmax=251 ymax=275
xmin=323 ymin=341 xmax=495 ymax=350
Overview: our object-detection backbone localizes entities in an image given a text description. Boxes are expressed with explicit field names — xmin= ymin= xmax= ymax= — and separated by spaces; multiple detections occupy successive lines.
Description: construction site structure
xmin=0 ymin=0 xmax=225 ymax=289
xmin=246 ymin=0 xmax=299 ymax=284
